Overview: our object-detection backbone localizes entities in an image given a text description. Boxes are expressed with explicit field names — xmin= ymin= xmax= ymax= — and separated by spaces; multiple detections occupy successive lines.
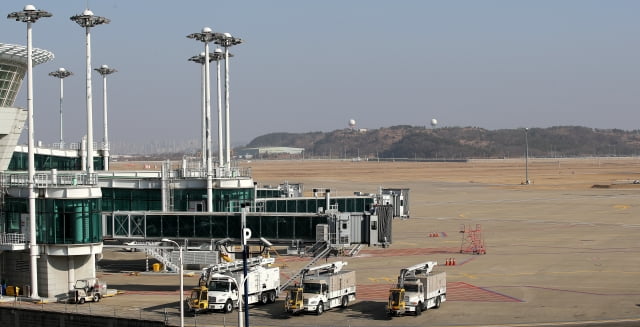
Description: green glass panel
xmin=178 ymin=215 xmax=195 ymax=238
xmin=146 ymin=215 xmax=162 ymax=237
xmin=246 ymin=215 xmax=261 ymax=239
xmin=211 ymin=215 xmax=228 ymax=238
xmin=162 ymin=215 xmax=178 ymax=238
xmin=194 ymin=216 xmax=211 ymax=238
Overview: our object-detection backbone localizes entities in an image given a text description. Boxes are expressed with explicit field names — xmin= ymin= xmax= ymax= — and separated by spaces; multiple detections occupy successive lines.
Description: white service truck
xmin=285 ymin=261 xmax=356 ymax=315
xmin=188 ymin=257 xmax=280 ymax=313
xmin=387 ymin=261 xmax=446 ymax=317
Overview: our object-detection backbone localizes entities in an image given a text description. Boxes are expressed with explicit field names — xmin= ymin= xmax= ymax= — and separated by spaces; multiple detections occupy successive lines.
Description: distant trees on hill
xmin=242 ymin=126 xmax=640 ymax=159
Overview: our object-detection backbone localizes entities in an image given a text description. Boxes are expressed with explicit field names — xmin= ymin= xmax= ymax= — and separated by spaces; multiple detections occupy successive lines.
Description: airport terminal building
xmin=0 ymin=43 xmax=405 ymax=300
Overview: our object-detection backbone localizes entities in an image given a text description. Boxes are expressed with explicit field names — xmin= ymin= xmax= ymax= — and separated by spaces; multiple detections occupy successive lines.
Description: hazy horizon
xmin=4 ymin=1 xmax=639 ymax=153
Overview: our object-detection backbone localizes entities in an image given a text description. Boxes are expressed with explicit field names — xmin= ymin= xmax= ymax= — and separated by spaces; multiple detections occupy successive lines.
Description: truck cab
xmin=205 ymin=275 xmax=239 ymax=313
xmin=302 ymin=280 xmax=327 ymax=314
xmin=402 ymin=278 xmax=426 ymax=314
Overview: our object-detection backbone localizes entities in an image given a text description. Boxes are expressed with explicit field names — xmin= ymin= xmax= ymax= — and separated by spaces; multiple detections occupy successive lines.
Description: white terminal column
xmin=71 ymin=9 xmax=110 ymax=177
xmin=215 ymin=33 xmax=243 ymax=170
xmin=188 ymin=52 xmax=209 ymax=169
xmin=187 ymin=27 xmax=218 ymax=212
xmin=48 ymin=68 xmax=73 ymax=149
xmin=95 ymin=64 xmax=117 ymax=171
xmin=7 ymin=4 xmax=52 ymax=300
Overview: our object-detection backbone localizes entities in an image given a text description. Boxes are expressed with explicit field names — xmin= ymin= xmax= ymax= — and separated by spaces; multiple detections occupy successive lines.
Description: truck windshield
xmin=404 ymin=284 xmax=419 ymax=292
xmin=303 ymin=283 xmax=322 ymax=294
xmin=208 ymin=280 xmax=230 ymax=292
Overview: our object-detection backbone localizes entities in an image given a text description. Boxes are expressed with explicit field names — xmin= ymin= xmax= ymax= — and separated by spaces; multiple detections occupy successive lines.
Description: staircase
xmin=347 ymin=244 xmax=365 ymax=257
xmin=145 ymin=246 xmax=180 ymax=272
xmin=279 ymin=241 xmax=332 ymax=292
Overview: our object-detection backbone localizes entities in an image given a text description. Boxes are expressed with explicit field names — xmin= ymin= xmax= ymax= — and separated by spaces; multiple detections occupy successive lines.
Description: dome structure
xmin=0 ymin=43 xmax=54 ymax=107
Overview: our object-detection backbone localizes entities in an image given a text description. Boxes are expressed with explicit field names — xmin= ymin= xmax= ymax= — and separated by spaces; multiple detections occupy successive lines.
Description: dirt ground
xmin=9 ymin=157 xmax=639 ymax=327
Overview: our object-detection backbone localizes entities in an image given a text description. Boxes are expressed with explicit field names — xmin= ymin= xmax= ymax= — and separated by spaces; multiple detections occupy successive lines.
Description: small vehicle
xmin=69 ymin=278 xmax=107 ymax=304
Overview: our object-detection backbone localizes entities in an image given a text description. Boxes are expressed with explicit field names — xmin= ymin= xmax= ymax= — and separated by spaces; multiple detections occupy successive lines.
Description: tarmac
xmin=2 ymin=159 xmax=640 ymax=326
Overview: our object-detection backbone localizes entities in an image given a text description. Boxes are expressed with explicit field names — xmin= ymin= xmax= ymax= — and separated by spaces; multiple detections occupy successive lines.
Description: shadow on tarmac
xmin=344 ymin=301 xmax=392 ymax=321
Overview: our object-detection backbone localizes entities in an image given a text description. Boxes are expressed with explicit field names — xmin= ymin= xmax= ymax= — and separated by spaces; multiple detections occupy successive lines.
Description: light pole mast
xmin=49 ymin=68 xmax=72 ymax=149
xmin=71 ymin=9 xmax=110 ymax=177
xmin=215 ymin=33 xmax=243 ymax=170
xmin=188 ymin=27 xmax=219 ymax=212
xmin=94 ymin=64 xmax=117 ymax=171
xmin=7 ymin=4 xmax=52 ymax=300
xmin=214 ymin=48 xmax=225 ymax=168
xmin=161 ymin=239 xmax=184 ymax=327
xmin=524 ymin=128 xmax=530 ymax=185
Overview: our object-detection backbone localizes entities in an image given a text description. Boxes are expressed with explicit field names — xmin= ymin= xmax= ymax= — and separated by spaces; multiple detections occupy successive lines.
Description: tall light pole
xmin=187 ymin=27 xmax=219 ymax=212
xmin=94 ymin=64 xmax=117 ymax=171
xmin=215 ymin=32 xmax=243 ymax=170
xmin=240 ymin=204 xmax=251 ymax=327
xmin=49 ymin=68 xmax=72 ymax=149
xmin=213 ymin=48 xmax=230 ymax=169
xmin=524 ymin=128 xmax=530 ymax=185
xmin=70 ymin=9 xmax=110 ymax=177
xmin=162 ymin=238 xmax=184 ymax=327
xmin=189 ymin=51 xmax=215 ymax=170
xmin=7 ymin=4 xmax=52 ymax=300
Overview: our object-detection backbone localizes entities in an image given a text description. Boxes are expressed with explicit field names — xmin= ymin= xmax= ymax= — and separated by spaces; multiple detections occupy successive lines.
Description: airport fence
xmin=0 ymin=296 xmax=369 ymax=327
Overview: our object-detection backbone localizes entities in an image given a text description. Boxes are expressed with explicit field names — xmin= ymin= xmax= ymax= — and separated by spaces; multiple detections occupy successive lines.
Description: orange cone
xmin=445 ymin=258 xmax=450 ymax=266
xmin=452 ymin=258 xmax=456 ymax=266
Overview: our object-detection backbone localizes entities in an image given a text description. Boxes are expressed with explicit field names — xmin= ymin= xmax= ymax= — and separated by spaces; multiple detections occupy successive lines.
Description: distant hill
xmin=242 ymin=126 xmax=640 ymax=159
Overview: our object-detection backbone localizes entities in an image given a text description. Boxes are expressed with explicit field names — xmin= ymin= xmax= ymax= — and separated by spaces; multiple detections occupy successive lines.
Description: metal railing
xmin=0 ymin=233 xmax=26 ymax=245
xmin=0 ymin=171 xmax=98 ymax=187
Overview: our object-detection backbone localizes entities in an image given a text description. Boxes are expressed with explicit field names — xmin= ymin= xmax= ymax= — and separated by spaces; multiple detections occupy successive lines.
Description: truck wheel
xmin=79 ymin=298 xmax=85 ymax=304
xmin=268 ymin=291 xmax=276 ymax=303
xmin=260 ymin=293 xmax=268 ymax=304
xmin=316 ymin=301 xmax=324 ymax=315
xmin=224 ymin=300 xmax=233 ymax=313
xmin=415 ymin=304 xmax=422 ymax=316
xmin=93 ymin=294 xmax=100 ymax=302
xmin=434 ymin=296 xmax=441 ymax=309
xmin=341 ymin=296 xmax=349 ymax=308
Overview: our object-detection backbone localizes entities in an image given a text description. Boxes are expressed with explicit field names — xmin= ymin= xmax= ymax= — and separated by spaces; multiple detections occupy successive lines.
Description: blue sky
xmin=3 ymin=1 xmax=639 ymax=152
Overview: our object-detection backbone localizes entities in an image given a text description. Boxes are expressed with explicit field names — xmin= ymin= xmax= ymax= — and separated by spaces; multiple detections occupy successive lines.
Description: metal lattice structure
xmin=459 ymin=224 xmax=486 ymax=254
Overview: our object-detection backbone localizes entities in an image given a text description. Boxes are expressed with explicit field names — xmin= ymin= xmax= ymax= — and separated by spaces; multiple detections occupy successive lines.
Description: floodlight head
xmin=8 ymin=5 xmax=52 ymax=22
xmin=223 ymin=32 xmax=232 ymax=38
xmin=214 ymin=48 xmax=222 ymax=54
xmin=101 ymin=64 xmax=108 ymax=69
xmin=59 ymin=67 xmax=66 ymax=72
xmin=70 ymin=10 xmax=110 ymax=27
xmin=259 ymin=237 xmax=273 ymax=248
xmin=200 ymin=51 xmax=206 ymax=56
xmin=203 ymin=27 xmax=212 ymax=33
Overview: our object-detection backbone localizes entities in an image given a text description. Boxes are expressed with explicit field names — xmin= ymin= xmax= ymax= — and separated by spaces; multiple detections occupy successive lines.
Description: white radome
xmin=431 ymin=118 xmax=438 ymax=127
xmin=348 ymin=119 xmax=356 ymax=127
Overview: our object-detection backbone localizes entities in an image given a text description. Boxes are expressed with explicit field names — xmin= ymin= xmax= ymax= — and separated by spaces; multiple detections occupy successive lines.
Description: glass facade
xmin=101 ymin=187 xmax=254 ymax=213
xmin=101 ymin=188 xmax=162 ymax=211
xmin=261 ymin=197 xmax=373 ymax=214
xmin=2 ymin=196 xmax=102 ymax=244
xmin=256 ymin=189 xmax=286 ymax=198
xmin=108 ymin=213 xmax=327 ymax=241
xmin=8 ymin=151 xmax=103 ymax=171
